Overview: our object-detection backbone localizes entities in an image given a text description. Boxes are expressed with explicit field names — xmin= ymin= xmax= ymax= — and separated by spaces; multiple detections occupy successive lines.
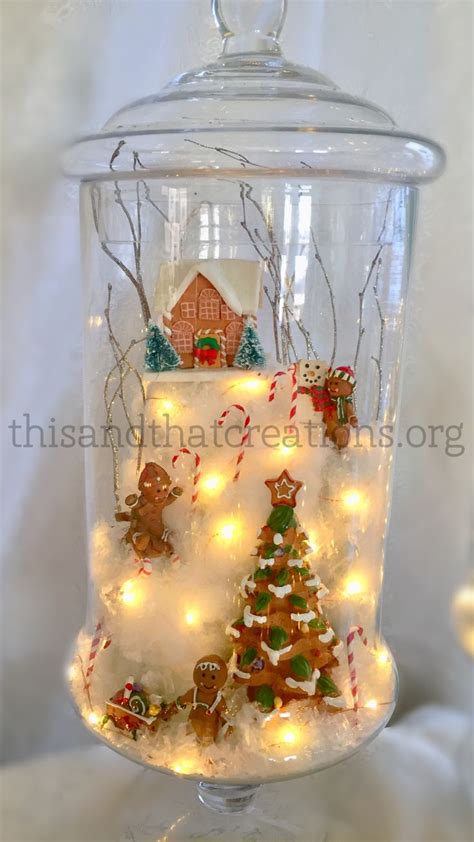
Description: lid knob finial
xmin=212 ymin=0 xmax=286 ymax=55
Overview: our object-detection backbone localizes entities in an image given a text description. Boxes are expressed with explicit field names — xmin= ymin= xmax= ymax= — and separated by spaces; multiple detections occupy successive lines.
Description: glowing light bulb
xmin=120 ymin=579 xmax=139 ymax=605
xmin=452 ymin=582 xmax=474 ymax=657
xmin=277 ymin=724 xmax=300 ymax=746
xmin=241 ymin=377 xmax=265 ymax=393
xmin=344 ymin=576 xmax=365 ymax=597
xmin=376 ymin=650 xmax=390 ymax=665
xmin=87 ymin=711 xmax=100 ymax=726
xmin=342 ymin=489 xmax=364 ymax=510
xmin=162 ymin=399 xmax=175 ymax=412
xmin=202 ymin=473 xmax=224 ymax=494
xmin=184 ymin=609 xmax=199 ymax=627
xmin=306 ymin=531 xmax=318 ymax=553
xmin=219 ymin=522 xmax=238 ymax=542
xmin=172 ymin=757 xmax=196 ymax=775
xmin=277 ymin=441 xmax=298 ymax=457
xmin=365 ymin=699 xmax=378 ymax=710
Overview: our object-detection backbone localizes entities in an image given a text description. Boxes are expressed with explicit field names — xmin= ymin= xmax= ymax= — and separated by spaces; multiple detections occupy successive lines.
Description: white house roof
xmin=154 ymin=259 xmax=263 ymax=318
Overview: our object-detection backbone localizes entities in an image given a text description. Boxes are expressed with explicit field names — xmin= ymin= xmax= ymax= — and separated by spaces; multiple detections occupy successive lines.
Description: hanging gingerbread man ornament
xmin=323 ymin=366 xmax=358 ymax=449
xmin=170 ymin=655 xmax=230 ymax=744
xmin=115 ymin=462 xmax=183 ymax=558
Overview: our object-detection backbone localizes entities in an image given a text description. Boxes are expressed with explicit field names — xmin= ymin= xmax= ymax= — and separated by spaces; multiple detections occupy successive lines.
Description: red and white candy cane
xmin=123 ymin=676 xmax=135 ymax=703
xmin=217 ymin=403 xmax=251 ymax=482
xmin=172 ymin=448 xmax=201 ymax=504
xmin=346 ymin=624 xmax=368 ymax=710
xmin=268 ymin=364 xmax=298 ymax=431
xmin=135 ymin=557 xmax=153 ymax=576
xmin=85 ymin=619 xmax=111 ymax=688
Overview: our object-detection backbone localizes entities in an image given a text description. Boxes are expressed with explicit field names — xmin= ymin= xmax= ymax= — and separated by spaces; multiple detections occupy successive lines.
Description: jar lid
xmin=63 ymin=0 xmax=445 ymax=183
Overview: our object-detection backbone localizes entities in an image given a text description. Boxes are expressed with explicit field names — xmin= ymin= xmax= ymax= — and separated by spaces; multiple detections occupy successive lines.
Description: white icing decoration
xmin=285 ymin=668 xmax=320 ymax=695
xmin=268 ymin=583 xmax=292 ymax=598
xmin=259 ymin=557 xmax=274 ymax=569
xmin=290 ymin=610 xmax=316 ymax=623
xmin=273 ymin=533 xmax=283 ymax=545
xmin=332 ymin=640 xmax=344 ymax=658
xmin=240 ymin=574 xmax=256 ymax=598
xmin=323 ymin=696 xmax=345 ymax=708
xmin=226 ymin=624 xmax=240 ymax=639
xmin=318 ymin=628 xmax=334 ymax=644
xmin=234 ymin=668 xmax=251 ymax=680
xmin=261 ymin=640 xmax=292 ymax=666
xmin=244 ymin=604 xmax=267 ymax=627
xmin=317 ymin=585 xmax=329 ymax=600
xmin=288 ymin=557 xmax=302 ymax=568
xmin=306 ymin=575 xmax=321 ymax=588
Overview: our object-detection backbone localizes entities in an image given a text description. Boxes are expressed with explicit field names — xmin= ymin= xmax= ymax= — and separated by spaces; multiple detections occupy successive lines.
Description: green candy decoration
xmin=255 ymin=684 xmax=275 ymax=712
xmin=266 ymin=505 xmax=297 ymax=533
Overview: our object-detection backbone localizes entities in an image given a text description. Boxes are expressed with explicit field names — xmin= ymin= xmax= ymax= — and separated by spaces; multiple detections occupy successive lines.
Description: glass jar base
xmin=197 ymin=782 xmax=259 ymax=813
xmin=118 ymin=770 xmax=326 ymax=841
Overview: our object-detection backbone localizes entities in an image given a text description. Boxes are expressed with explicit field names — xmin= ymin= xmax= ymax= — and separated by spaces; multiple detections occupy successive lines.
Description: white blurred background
xmin=1 ymin=0 xmax=472 ymax=790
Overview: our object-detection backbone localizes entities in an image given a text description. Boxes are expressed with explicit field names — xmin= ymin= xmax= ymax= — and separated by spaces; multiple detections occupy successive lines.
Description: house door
xmin=194 ymin=329 xmax=224 ymax=368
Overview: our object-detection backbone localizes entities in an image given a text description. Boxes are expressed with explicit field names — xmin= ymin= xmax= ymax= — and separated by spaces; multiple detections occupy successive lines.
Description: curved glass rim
xmin=63 ymin=125 xmax=446 ymax=183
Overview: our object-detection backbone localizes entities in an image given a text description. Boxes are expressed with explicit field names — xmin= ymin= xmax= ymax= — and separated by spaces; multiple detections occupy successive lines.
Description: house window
xmin=198 ymin=288 xmax=220 ymax=320
xmin=172 ymin=321 xmax=193 ymax=353
xmin=180 ymin=301 xmax=196 ymax=319
xmin=226 ymin=321 xmax=243 ymax=355
xmin=221 ymin=303 xmax=237 ymax=321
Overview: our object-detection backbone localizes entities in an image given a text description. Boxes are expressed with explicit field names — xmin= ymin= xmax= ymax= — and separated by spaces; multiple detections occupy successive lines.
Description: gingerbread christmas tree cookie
xmin=227 ymin=470 xmax=344 ymax=712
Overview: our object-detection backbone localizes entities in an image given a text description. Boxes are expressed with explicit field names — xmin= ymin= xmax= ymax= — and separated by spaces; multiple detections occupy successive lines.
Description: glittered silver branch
xmin=353 ymin=192 xmax=392 ymax=376
xmin=239 ymin=181 xmax=323 ymax=364
xmin=282 ymin=272 xmax=319 ymax=360
xmin=371 ymin=258 xmax=386 ymax=421
xmin=310 ymin=228 xmax=337 ymax=367
xmin=90 ymin=142 xmax=152 ymax=325
xmin=103 ymin=284 xmax=147 ymax=509
xmin=184 ymin=138 xmax=266 ymax=169
xmin=239 ymin=181 xmax=284 ymax=362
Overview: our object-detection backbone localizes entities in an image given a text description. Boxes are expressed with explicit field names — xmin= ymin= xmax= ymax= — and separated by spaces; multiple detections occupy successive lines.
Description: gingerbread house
xmin=153 ymin=259 xmax=263 ymax=369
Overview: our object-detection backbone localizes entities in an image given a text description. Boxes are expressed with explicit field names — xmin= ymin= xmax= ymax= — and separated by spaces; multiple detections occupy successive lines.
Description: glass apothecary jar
xmin=64 ymin=0 xmax=444 ymax=813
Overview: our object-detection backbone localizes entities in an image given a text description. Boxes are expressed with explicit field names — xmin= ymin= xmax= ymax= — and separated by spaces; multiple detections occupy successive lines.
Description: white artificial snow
xmin=71 ymin=367 xmax=398 ymax=782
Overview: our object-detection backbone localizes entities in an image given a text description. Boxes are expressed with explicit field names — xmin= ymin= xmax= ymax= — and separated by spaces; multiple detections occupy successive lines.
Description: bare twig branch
xmin=239 ymin=181 xmax=283 ymax=362
xmin=140 ymin=180 xmax=170 ymax=224
xmin=353 ymin=242 xmax=384 ymax=374
xmin=91 ymin=184 xmax=151 ymax=324
xmin=109 ymin=139 xmax=126 ymax=171
xmin=184 ymin=138 xmax=266 ymax=169
xmin=354 ymin=192 xmax=393 ymax=374
xmin=133 ymin=151 xmax=146 ymax=171
xmin=372 ymin=258 xmax=386 ymax=421
xmin=103 ymin=284 xmax=147 ymax=506
xmin=310 ymin=228 xmax=337 ymax=367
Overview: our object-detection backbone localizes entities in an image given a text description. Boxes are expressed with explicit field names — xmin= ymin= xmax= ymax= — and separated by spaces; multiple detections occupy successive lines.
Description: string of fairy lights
xmin=68 ymin=371 xmax=395 ymax=769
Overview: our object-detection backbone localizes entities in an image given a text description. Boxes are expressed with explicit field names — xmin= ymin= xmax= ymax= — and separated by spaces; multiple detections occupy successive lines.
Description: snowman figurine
xmin=295 ymin=359 xmax=331 ymax=430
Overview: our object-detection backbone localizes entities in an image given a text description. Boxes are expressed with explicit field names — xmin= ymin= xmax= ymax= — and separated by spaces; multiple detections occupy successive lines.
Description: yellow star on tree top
xmin=265 ymin=470 xmax=304 ymax=508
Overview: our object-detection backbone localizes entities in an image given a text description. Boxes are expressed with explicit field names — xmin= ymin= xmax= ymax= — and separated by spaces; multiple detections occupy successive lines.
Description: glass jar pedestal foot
xmin=197 ymin=782 xmax=259 ymax=812
xmin=118 ymin=772 xmax=322 ymax=841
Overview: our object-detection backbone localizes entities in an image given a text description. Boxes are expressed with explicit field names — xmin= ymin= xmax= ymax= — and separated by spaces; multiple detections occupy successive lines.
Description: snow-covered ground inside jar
xmin=69 ymin=633 xmax=396 ymax=783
